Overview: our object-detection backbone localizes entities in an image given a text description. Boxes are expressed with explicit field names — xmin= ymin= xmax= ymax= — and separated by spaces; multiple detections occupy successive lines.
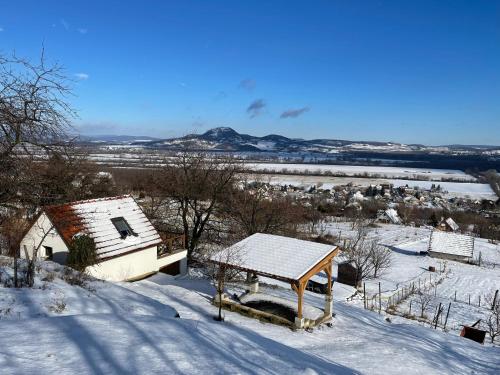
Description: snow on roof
xmin=429 ymin=231 xmax=473 ymax=258
xmin=385 ymin=209 xmax=401 ymax=224
xmin=45 ymin=196 xmax=161 ymax=259
xmin=445 ymin=217 xmax=459 ymax=232
xmin=219 ymin=233 xmax=337 ymax=282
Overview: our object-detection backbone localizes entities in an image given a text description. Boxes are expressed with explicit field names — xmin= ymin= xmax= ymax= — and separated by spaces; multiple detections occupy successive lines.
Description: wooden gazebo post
xmin=292 ymin=281 xmax=306 ymax=328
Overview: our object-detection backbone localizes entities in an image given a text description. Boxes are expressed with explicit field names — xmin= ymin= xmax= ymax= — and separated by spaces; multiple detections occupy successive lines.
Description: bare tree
xmin=224 ymin=179 xmax=306 ymax=238
xmin=0 ymin=212 xmax=30 ymax=287
xmin=200 ymin=245 xmax=242 ymax=321
xmin=22 ymin=215 xmax=56 ymax=287
xmin=370 ymin=243 xmax=392 ymax=278
xmin=341 ymin=224 xmax=375 ymax=281
xmin=0 ymin=49 xmax=74 ymax=159
xmin=416 ymin=292 xmax=433 ymax=318
xmin=154 ymin=150 xmax=242 ymax=259
xmin=485 ymin=293 xmax=500 ymax=343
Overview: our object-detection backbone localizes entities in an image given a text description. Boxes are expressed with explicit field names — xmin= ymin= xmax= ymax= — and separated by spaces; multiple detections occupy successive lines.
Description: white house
xmin=20 ymin=195 xmax=187 ymax=281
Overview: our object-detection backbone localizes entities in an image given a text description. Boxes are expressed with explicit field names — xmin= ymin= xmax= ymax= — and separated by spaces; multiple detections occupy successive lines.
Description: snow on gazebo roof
xmin=429 ymin=230 xmax=473 ymax=258
xmin=44 ymin=195 xmax=161 ymax=260
xmin=219 ymin=233 xmax=337 ymax=282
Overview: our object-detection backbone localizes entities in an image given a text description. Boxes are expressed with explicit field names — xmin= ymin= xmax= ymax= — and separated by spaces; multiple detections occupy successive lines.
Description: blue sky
xmin=1 ymin=0 xmax=499 ymax=145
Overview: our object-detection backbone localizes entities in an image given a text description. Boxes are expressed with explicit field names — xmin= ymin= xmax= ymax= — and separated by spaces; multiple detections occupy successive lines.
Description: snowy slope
xmin=1 ymin=252 xmax=500 ymax=374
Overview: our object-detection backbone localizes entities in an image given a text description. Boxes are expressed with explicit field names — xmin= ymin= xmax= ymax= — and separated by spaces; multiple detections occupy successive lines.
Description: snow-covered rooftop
xmin=429 ymin=231 xmax=473 ymax=258
xmin=384 ymin=209 xmax=401 ymax=224
xmin=445 ymin=217 xmax=460 ymax=232
xmin=219 ymin=233 xmax=337 ymax=282
xmin=45 ymin=195 xmax=161 ymax=260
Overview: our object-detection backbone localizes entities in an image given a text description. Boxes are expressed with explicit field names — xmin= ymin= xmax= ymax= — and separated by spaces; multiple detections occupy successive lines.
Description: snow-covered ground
xmin=246 ymin=163 xmax=475 ymax=181
xmin=324 ymin=221 xmax=500 ymax=337
xmin=1 ymin=245 xmax=500 ymax=374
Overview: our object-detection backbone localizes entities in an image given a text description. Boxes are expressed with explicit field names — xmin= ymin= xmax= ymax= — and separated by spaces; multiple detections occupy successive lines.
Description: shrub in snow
xmin=67 ymin=235 xmax=97 ymax=273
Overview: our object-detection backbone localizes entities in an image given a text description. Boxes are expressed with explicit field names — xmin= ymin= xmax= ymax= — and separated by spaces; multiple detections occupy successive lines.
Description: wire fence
xmin=362 ymin=264 xmax=448 ymax=314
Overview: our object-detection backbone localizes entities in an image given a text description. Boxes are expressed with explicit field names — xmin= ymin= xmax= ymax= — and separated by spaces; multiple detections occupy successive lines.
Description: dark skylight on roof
xmin=111 ymin=217 xmax=135 ymax=238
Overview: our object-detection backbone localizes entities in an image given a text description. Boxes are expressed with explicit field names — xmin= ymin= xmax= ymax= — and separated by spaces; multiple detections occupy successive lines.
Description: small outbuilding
xmin=20 ymin=195 xmax=187 ymax=281
xmin=377 ymin=208 xmax=401 ymax=225
xmin=437 ymin=217 xmax=460 ymax=232
xmin=337 ymin=261 xmax=362 ymax=288
xmin=212 ymin=233 xmax=340 ymax=328
xmin=428 ymin=230 xmax=474 ymax=263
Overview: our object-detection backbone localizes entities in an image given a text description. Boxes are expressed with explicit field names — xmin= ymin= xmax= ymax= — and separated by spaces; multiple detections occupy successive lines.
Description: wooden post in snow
xmin=492 ymin=290 xmax=499 ymax=310
xmin=443 ymin=302 xmax=451 ymax=330
xmin=363 ymin=283 xmax=366 ymax=309
xmin=378 ymin=282 xmax=382 ymax=314
xmin=434 ymin=303 xmax=442 ymax=329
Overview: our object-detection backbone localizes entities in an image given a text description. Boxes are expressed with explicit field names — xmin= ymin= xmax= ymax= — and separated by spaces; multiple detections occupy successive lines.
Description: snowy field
xmin=246 ymin=163 xmax=475 ymax=181
xmin=324 ymin=221 xmax=500 ymax=337
xmin=1 ymin=233 xmax=500 ymax=375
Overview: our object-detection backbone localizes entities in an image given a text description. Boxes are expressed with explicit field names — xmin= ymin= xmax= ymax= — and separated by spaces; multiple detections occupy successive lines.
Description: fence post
xmin=468 ymin=294 xmax=470 ymax=305
xmin=492 ymin=290 xmax=499 ymax=310
xmin=454 ymin=291 xmax=456 ymax=302
xmin=363 ymin=283 xmax=366 ymax=309
xmin=409 ymin=300 xmax=412 ymax=315
xmin=434 ymin=303 xmax=442 ymax=329
xmin=443 ymin=302 xmax=451 ymax=330
xmin=378 ymin=282 xmax=382 ymax=314
xmin=479 ymin=295 xmax=481 ymax=307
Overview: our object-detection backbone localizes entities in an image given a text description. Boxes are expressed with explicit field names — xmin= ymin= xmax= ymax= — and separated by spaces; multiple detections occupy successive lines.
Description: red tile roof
xmin=44 ymin=204 xmax=85 ymax=246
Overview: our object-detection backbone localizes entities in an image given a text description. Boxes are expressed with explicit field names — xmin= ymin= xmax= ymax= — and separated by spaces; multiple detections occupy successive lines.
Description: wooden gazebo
xmin=215 ymin=233 xmax=340 ymax=328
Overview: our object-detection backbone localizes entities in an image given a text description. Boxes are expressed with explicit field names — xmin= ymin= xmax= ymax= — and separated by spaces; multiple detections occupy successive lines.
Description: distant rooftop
xmin=429 ymin=231 xmax=473 ymax=258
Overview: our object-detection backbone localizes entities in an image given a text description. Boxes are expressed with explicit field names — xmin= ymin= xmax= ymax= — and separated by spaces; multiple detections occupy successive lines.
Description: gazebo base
xmin=214 ymin=297 xmax=333 ymax=330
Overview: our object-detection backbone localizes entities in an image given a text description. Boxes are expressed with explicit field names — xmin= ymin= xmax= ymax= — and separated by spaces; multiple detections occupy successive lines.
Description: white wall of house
xmin=157 ymin=250 xmax=187 ymax=269
xmin=19 ymin=213 xmax=69 ymax=263
xmin=86 ymin=246 xmax=159 ymax=281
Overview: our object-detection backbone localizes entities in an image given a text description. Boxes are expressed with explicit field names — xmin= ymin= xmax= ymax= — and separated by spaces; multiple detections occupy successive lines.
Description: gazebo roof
xmin=220 ymin=233 xmax=338 ymax=282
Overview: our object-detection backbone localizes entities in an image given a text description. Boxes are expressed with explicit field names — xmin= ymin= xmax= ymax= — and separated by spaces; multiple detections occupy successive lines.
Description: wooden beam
xmin=325 ymin=261 xmax=333 ymax=297
xmin=298 ymin=247 xmax=340 ymax=287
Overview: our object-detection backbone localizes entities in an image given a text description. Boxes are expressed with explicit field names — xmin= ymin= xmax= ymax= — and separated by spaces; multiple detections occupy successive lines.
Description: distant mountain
xmin=137 ymin=127 xmax=421 ymax=153
xmin=79 ymin=127 xmax=500 ymax=155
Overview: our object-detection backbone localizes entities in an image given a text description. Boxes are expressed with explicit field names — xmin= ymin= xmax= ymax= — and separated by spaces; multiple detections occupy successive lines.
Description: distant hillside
xmin=131 ymin=127 xmax=499 ymax=154
xmin=137 ymin=127 xmax=420 ymax=153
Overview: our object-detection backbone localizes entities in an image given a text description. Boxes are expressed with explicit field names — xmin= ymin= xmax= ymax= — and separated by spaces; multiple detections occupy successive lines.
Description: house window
xmin=44 ymin=246 xmax=53 ymax=260
xmin=111 ymin=217 xmax=135 ymax=238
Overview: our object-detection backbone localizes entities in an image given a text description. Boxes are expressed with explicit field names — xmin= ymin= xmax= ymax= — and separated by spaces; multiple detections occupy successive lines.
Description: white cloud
xmin=77 ymin=28 xmax=88 ymax=34
xmin=60 ymin=19 xmax=70 ymax=30
xmin=74 ymin=73 xmax=89 ymax=80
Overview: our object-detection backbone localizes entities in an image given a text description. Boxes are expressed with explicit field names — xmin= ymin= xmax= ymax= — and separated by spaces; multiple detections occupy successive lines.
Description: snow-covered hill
xmin=139 ymin=127 xmax=420 ymax=153
xmin=131 ymin=127 xmax=500 ymax=155
xmin=1 ymin=241 xmax=500 ymax=374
